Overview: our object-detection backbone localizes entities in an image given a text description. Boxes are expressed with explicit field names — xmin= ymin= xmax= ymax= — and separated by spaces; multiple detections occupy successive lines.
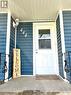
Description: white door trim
xmin=33 ymin=23 xmax=36 ymax=76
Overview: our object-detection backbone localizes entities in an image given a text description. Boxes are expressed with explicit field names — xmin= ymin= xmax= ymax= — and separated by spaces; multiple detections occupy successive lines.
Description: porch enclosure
xmin=0 ymin=11 xmax=71 ymax=83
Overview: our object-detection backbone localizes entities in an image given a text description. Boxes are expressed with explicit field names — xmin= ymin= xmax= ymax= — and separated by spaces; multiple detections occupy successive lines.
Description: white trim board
xmin=59 ymin=10 xmax=66 ymax=79
xmin=55 ymin=11 xmax=60 ymax=22
xmin=21 ymin=75 xmax=34 ymax=77
xmin=0 ymin=12 xmax=8 ymax=13
xmin=19 ymin=20 xmax=55 ymax=23
xmin=62 ymin=9 xmax=71 ymax=11
xmin=59 ymin=75 xmax=69 ymax=83
xmin=5 ymin=12 xmax=11 ymax=81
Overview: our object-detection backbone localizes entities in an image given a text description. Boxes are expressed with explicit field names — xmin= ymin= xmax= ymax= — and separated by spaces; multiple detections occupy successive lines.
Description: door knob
xmin=35 ymin=50 xmax=38 ymax=53
xmin=36 ymin=51 xmax=38 ymax=53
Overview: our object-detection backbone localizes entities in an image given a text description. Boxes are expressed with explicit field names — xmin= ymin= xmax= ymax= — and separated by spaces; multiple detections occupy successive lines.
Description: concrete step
xmin=0 ymin=77 xmax=71 ymax=95
xmin=0 ymin=90 xmax=71 ymax=95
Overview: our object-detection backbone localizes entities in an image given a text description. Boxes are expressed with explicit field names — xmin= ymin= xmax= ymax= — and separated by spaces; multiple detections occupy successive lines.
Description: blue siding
xmin=0 ymin=13 xmax=7 ymax=80
xmin=63 ymin=11 xmax=71 ymax=82
xmin=56 ymin=15 xmax=64 ymax=77
xmin=8 ymin=17 xmax=15 ymax=78
xmin=17 ymin=22 xmax=33 ymax=75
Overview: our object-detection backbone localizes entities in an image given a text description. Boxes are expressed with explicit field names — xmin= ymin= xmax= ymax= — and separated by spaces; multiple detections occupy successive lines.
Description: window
xmin=39 ymin=29 xmax=51 ymax=49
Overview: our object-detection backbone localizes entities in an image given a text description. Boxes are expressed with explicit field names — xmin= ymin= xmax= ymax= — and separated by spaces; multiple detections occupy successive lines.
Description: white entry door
xmin=33 ymin=23 xmax=58 ymax=75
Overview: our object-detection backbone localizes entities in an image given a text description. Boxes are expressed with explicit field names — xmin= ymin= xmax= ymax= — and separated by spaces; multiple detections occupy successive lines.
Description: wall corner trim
xmin=5 ymin=11 xmax=11 ymax=80
xmin=59 ymin=10 xmax=66 ymax=79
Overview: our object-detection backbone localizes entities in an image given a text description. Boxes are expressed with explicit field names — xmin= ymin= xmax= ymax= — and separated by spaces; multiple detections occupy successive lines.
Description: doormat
xmin=36 ymin=75 xmax=61 ymax=80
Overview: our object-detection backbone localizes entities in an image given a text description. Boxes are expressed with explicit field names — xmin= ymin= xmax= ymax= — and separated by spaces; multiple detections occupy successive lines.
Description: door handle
xmin=35 ymin=50 xmax=38 ymax=53
xmin=36 ymin=51 xmax=38 ymax=53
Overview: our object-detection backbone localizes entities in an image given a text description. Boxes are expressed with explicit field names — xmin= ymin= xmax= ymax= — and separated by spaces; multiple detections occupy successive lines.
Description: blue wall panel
xmin=63 ymin=11 xmax=71 ymax=82
xmin=8 ymin=17 xmax=15 ymax=78
xmin=0 ymin=13 xmax=7 ymax=80
xmin=56 ymin=15 xmax=64 ymax=77
xmin=17 ymin=22 xmax=33 ymax=75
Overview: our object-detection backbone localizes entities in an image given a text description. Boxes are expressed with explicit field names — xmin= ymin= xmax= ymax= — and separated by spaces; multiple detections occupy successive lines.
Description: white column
xmin=15 ymin=26 xmax=17 ymax=48
xmin=59 ymin=10 xmax=67 ymax=79
xmin=14 ymin=19 xmax=19 ymax=48
xmin=5 ymin=11 xmax=11 ymax=82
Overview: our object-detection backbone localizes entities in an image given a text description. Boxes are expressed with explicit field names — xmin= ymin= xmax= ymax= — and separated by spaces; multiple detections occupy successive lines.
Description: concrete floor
xmin=0 ymin=76 xmax=71 ymax=95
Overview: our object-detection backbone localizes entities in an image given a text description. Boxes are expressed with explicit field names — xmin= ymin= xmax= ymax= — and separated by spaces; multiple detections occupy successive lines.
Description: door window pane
xmin=39 ymin=39 xmax=51 ymax=49
xmin=39 ymin=29 xmax=50 ymax=39
xmin=39 ymin=29 xmax=51 ymax=49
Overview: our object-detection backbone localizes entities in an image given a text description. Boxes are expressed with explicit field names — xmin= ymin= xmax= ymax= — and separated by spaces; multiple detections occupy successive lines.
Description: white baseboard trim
xmin=21 ymin=75 xmax=34 ymax=77
xmin=59 ymin=75 xmax=69 ymax=83
xmin=63 ymin=79 xmax=69 ymax=83
xmin=4 ymin=79 xmax=8 ymax=82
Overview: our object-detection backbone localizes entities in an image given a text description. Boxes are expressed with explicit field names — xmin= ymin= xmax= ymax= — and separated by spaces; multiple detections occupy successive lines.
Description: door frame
xmin=33 ymin=22 xmax=59 ymax=76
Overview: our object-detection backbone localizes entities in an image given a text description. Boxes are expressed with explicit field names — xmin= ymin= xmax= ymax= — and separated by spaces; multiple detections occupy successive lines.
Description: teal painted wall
xmin=17 ymin=22 xmax=33 ymax=75
xmin=63 ymin=11 xmax=71 ymax=82
xmin=0 ymin=13 xmax=7 ymax=80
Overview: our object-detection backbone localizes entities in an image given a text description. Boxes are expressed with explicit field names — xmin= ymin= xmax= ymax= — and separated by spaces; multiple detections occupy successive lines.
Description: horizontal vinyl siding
xmin=56 ymin=15 xmax=64 ymax=77
xmin=0 ymin=13 xmax=7 ymax=80
xmin=8 ymin=17 xmax=15 ymax=78
xmin=63 ymin=11 xmax=71 ymax=50
xmin=63 ymin=11 xmax=71 ymax=82
xmin=17 ymin=22 xmax=33 ymax=75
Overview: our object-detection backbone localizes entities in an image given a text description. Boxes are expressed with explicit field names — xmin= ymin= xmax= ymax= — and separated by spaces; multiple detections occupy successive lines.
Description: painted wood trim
xmin=33 ymin=23 xmax=36 ymax=76
xmin=5 ymin=12 xmax=11 ymax=81
xmin=59 ymin=10 xmax=66 ymax=79
xmin=19 ymin=20 xmax=55 ymax=23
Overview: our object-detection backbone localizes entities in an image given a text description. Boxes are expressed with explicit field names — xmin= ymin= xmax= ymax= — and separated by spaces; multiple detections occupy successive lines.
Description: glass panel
xmin=38 ymin=29 xmax=51 ymax=49
xmin=39 ymin=39 xmax=51 ymax=49
xmin=39 ymin=29 xmax=50 ymax=39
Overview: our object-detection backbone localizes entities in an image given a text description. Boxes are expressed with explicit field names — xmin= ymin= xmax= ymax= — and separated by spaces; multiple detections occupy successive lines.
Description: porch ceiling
xmin=9 ymin=0 xmax=71 ymax=21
